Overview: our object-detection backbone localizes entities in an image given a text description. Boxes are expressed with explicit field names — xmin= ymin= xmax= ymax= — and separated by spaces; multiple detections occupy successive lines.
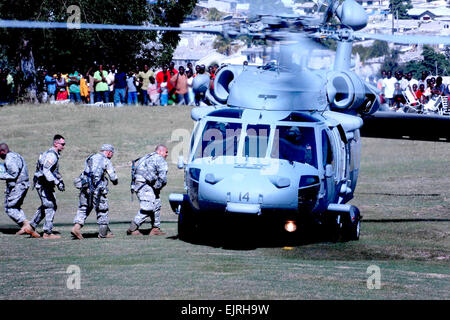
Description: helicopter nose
xmin=199 ymin=168 xmax=297 ymax=212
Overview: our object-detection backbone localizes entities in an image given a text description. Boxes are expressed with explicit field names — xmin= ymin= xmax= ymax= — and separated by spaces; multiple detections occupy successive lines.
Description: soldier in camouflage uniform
xmin=30 ymin=134 xmax=66 ymax=239
xmin=127 ymin=144 xmax=168 ymax=236
xmin=71 ymin=144 xmax=118 ymax=240
xmin=0 ymin=143 xmax=39 ymax=237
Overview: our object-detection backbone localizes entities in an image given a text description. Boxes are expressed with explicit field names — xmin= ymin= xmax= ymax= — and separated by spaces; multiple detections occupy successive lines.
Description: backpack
xmin=130 ymin=154 xmax=152 ymax=194
xmin=32 ymin=152 xmax=46 ymax=188
xmin=73 ymin=154 xmax=94 ymax=190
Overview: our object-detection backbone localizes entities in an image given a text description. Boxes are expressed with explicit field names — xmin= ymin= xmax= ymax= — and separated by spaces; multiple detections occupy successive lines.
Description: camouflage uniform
xmin=0 ymin=152 xmax=30 ymax=225
xmin=30 ymin=148 xmax=63 ymax=234
xmin=131 ymin=152 xmax=168 ymax=230
xmin=73 ymin=152 xmax=118 ymax=234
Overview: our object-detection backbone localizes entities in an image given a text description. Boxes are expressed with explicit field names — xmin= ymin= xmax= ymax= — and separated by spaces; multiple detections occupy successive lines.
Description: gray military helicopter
xmin=169 ymin=0 xmax=371 ymax=242
xmin=167 ymin=0 xmax=450 ymax=242
xmin=1 ymin=0 xmax=449 ymax=242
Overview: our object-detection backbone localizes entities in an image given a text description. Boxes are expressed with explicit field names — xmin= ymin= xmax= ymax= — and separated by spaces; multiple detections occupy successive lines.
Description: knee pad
xmin=98 ymin=224 xmax=109 ymax=238
xmin=140 ymin=200 xmax=155 ymax=212
xmin=128 ymin=221 xmax=139 ymax=232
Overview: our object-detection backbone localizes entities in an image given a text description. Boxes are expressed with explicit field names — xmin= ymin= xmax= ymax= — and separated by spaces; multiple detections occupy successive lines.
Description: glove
xmin=57 ymin=180 xmax=65 ymax=192
xmin=112 ymin=179 xmax=118 ymax=186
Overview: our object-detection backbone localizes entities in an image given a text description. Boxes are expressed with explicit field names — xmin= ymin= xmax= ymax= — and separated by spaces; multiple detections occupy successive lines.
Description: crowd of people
xmin=0 ymin=62 xmax=220 ymax=107
xmin=376 ymin=70 xmax=450 ymax=112
xmin=4 ymin=62 xmax=449 ymax=113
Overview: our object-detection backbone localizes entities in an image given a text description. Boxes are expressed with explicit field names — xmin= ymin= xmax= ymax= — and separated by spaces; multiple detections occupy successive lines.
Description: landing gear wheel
xmin=324 ymin=213 xmax=344 ymax=243
xmin=177 ymin=206 xmax=197 ymax=242
xmin=343 ymin=206 xmax=361 ymax=241
xmin=333 ymin=213 xmax=344 ymax=242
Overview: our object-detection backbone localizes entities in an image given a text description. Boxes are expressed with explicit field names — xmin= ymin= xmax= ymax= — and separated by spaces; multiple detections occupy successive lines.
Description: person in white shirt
xmin=106 ymin=65 xmax=116 ymax=102
xmin=382 ymin=71 xmax=397 ymax=107
xmin=406 ymin=71 xmax=418 ymax=90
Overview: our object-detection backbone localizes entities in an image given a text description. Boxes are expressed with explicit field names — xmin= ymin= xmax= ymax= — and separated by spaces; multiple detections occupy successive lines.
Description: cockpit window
xmin=194 ymin=121 xmax=242 ymax=159
xmin=271 ymin=126 xmax=317 ymax=168
xmin=243 ymin=124 xmax=270 ymax=158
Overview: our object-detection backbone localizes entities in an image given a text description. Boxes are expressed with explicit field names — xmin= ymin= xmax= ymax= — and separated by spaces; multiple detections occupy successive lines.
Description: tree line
xmin=0 ymin=0 xmax=197 ymax=73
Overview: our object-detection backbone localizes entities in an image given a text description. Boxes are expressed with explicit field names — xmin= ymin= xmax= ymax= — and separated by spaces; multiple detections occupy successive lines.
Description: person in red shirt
xmin=416 ymin=83 xmax=426 ymax=104
xmin=156 ymin=65 xmax=172 ymax=92
xmin=169 ymin=61 xmax=178 ymax=75
xmin=209 ymin=64 xmax=219 ymax=91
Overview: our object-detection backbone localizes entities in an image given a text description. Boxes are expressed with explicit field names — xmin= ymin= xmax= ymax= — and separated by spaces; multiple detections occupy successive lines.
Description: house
xmin=197 ymin=0 xmax=238 ymax=14
xmin=408 ymin=8 xmax=450 ymax=21
xmin=354 ymin=0 xmax=390 ymax=7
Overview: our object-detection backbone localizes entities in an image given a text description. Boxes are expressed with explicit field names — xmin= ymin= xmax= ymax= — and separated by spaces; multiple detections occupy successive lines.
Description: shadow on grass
xmin=0 ymin=228 xmax=61 ymax=237
xmin=364 ymin=218 xmax=450 ymax=223
xmin=0 ymin=227 xmax=21 ymax=235
xmin=171 ymin=223 xmax=342 ymax=251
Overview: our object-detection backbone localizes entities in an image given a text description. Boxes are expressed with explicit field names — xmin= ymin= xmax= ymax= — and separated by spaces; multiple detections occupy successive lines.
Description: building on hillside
xmin=354 ymin=0 xmax=390 ymax=8
xmin=408 ymin=7 xmax=450 ymax=21
xmin=197 ymin=0 xmax=238 ymax=14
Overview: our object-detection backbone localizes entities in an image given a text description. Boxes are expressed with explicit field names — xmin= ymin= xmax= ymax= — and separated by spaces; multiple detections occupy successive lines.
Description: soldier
xmin=29 ymin=134 xmax=66 ymax=239
xmin=127 ymin=144 xmax=168 ymax=236
xmin=0 ymin=143 xmax=39 ymax=237
xmin=71 ymin=144 xmax=118 ymax=240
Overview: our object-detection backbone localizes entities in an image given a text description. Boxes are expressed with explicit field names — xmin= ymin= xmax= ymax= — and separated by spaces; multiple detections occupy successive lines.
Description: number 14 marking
xmin=239 ymin=192 xmax=250 ymax=202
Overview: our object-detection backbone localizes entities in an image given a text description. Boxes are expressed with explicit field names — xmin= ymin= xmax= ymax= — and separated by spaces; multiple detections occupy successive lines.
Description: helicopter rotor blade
xmin=361 ymin=112 xmax=450 ymax=142
xmin=278 ymin=32 xmax=331 ymax=71
xmin=0 ymin=19 xmax=224 ymax=34
xmin=354 ymin=31 xmax=450 ymax=46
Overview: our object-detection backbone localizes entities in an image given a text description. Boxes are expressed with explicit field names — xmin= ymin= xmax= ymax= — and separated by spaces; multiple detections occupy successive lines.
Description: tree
xmin=0 ymin=0 xmax=197 ymax=73
xmin=248 ymin=0 xmax=293 ymax=16
xmin=207 ymin=8 xmax=224 ymax=21
xmin=149 ymin=0 xmax=197 ymax=66
xmin=389 ymin=0 xmax=412 ymax=20
xmin=213 ymin=35 xmax=245 ymax=56
xmin=402 ymin=46 xmax=450 ymax=78
xmin=380 ymin=49 xmax=400 ymax=75
xmin=352 ymin=40 xmax=389 ymax=62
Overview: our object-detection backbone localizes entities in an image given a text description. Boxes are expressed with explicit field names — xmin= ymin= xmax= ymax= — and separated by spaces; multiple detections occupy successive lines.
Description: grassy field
xmin=0 ymin=103 xmax=448 ymax=300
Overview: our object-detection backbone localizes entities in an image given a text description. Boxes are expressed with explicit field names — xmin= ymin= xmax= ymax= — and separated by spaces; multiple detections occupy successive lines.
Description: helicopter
xmin=1 ymin=0 xmax=449 ymax=242
xmin=167 ymin=0 xmax=450 ymax=242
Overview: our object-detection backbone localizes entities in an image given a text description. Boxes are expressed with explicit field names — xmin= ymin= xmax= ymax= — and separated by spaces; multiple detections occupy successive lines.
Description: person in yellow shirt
xmin=62 ymin=72 xmax=69 ymax=99
xmin=138 ymin=64 xmax=154 ymax=105
xmin=80 ymin=75 xmax=89 ymax=103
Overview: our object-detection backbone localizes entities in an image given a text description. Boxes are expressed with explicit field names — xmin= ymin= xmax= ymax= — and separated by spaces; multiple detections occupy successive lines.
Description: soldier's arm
xmin=155 ymin=159 xmax=168 ymax=189
xmin=106 ymin=159 xmax=118 ymax=185
xmin=143 ymin=171 xmax=157 ymax=185
xmin=42 ymin=153 xmax=60 ymax=184
xmin=0 ymin=156 xmax=19 ymax=180
xmin=140 ymin=157 xmax=156 ymax=184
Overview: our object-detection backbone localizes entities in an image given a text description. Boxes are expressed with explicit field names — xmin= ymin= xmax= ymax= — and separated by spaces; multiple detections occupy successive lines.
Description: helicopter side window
xmin=243 ymin=124 xmax=270 ymax=158
xmin=271 ymin=126 xmax=317 ymax=168
xmin=321 ymin=130 xmax=333 ymax=168
xmin=194 ymin=121 xmax=242 ymax=159
xmin=190 ymin=121 xmax=200 ymax=153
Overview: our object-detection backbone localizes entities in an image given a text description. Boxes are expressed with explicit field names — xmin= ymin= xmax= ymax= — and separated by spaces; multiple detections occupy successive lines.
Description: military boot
xmin=129 ymin=230 xmax=143 ymax=236
xmin=149 ymin=227 xmax=167 ymax=236
xmin=43 ymin=233 xmax=61 ymax=239
xmin=98 ymin=225 xmax=114 ymax=238
xmin=16 ymin=220 xmax=32 ymax=235
xmin=22 ymin=222 xmax=41 ymax=238
xmin=71 ymin=223 xmax=84 ymax=240
xmin=126 ymin=221 xmax=142 ymax=235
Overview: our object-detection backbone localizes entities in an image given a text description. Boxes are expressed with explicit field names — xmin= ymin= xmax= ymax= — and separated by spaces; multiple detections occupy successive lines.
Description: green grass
xmin=0 ymin=103 xmax=449 ymax=300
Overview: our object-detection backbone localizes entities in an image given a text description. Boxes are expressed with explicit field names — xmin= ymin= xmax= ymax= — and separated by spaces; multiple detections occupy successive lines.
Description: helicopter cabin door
xmin=320 ymin=127 xmax=346 ymax=204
